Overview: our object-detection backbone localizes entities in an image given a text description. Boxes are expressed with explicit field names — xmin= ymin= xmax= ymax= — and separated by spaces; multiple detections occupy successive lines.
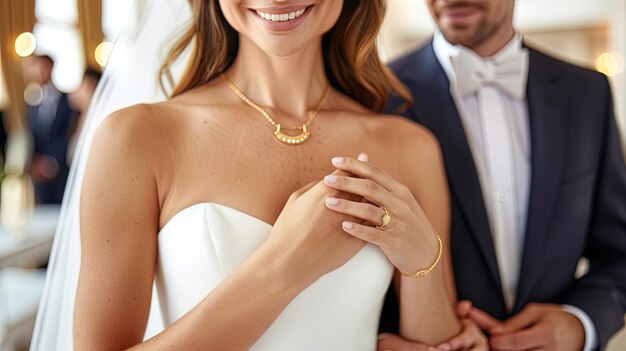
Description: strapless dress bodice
xmin=150 ymin=202 xmax=393 ymax=350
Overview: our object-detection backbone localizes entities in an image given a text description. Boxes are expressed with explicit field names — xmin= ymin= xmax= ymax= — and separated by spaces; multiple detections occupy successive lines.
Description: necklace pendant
xmin=220 ymin=74 xmax=326 ymax=146
xmin=274 ymin=124 xmax=310 ymax=145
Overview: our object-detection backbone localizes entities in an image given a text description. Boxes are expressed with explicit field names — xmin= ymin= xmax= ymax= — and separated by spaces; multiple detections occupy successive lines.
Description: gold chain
xmin=221 ymin=73 xmax=329 ymax=145
xmin=400 ymin=233 xmax=443 ymax=279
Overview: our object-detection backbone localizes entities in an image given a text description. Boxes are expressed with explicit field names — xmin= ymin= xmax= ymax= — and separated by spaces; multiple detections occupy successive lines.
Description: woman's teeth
xmin=256 ymin=8 xmax=306 ymax=22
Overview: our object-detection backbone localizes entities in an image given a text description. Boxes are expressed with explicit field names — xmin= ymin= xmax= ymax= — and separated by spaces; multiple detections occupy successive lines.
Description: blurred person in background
xmin=22 ymin=54 xmax=78 ymax=204
xmin=380 ymin=0 xmax=626 ymax=350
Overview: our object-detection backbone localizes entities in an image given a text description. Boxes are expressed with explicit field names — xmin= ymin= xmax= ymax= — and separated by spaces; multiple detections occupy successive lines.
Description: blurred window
xmin=32 ymin=0 xmax=134 ymax=93
xmin=102 ymin=0 xmax=135 ymax=42
xmin=33 ymin=0 xmax=83 ymax=92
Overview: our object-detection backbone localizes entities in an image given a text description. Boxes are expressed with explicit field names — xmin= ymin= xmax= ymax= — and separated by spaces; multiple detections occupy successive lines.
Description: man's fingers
xmin=489 ymin=326 xmax=546 ymax=351
xmin=457 ymin=300 xmax=473 ymax=318
xmin=498 ymin=304 xmax=544 ymax=334
xmin=437 ymin=319 xmax=488 ymax=351
xmin=377 ymin=333 xmax=437 ymax=351
xmin=468 ymin=307 xmax=503 ymax=332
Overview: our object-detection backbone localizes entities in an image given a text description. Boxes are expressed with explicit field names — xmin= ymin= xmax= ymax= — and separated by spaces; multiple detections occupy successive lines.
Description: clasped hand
xmin=469 ymin=302 xmax=585 ymax=351
xmin=263 ymin=154 xmax=440 ymax=292
xmin=377 ymin=301 xmax=586 ymax=351
xmin=322 ymin=154 xmax=440 ymax=276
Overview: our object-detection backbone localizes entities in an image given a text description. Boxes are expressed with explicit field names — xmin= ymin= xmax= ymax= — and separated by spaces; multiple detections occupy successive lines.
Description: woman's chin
xmin=243 ymin=35 xmax=312 ymax=58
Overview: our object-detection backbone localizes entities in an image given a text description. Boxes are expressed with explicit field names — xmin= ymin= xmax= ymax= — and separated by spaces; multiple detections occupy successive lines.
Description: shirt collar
xmin=433 ymin=31 xmax=525 ymax=83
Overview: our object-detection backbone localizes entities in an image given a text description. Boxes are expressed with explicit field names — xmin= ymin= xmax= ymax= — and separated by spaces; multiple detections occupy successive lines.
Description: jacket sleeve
xmin=559 ymin=77 xmax=626 ymax=350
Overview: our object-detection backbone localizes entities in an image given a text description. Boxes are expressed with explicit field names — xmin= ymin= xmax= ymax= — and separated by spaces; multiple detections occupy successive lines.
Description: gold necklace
xmin=221 ymin=73 xmax=328 ymax=145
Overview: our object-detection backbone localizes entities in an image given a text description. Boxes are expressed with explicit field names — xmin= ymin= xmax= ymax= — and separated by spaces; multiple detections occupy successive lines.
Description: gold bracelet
xmin=400 ymin=233 xmax=443 ymax=279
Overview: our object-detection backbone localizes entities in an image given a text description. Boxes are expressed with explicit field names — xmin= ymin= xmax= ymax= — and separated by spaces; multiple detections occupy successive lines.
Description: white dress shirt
xmin=432 ymin=32 xmax=598 ymax=350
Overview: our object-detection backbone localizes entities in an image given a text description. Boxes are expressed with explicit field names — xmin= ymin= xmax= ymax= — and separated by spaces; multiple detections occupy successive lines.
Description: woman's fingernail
xmin=332 ymin=157 xmax=345 ymax=165
xmin=342 ymin=221 xmax=354 ymax=230
xmin=324 ymin=175 xmax=338 ymax=184
xmin=325 ymin=197 xmax=339 ymax=206
xmin=437 ymin=343 xmax=451 ymax=351
xmin=357 ymin=152 xmax=368 ymax=161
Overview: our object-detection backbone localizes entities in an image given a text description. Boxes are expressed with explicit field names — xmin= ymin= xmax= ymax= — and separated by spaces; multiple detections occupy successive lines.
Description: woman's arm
xmin=75 ymin=106 xmax=306 ymax=350
xmin=395 ymin=126 xmax=460 ymax=344
xmin=322 ymin=121 xmax=461 ymax=345
xmin=74 ymin=105 xmax=362 ymax=350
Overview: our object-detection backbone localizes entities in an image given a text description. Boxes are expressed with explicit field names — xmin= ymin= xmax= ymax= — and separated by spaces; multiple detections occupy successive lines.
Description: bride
xmin=32 ymin=0 xmax=469 ymax=349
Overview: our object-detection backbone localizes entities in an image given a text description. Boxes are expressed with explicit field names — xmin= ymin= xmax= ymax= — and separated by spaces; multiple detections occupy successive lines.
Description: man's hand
xmin=468 ymin=303 xmax=585 ymax=351
xmin=377 ymin=301 xmax=488 ymax=351
xmin=435 ymin=319 xmax=488 ymax=351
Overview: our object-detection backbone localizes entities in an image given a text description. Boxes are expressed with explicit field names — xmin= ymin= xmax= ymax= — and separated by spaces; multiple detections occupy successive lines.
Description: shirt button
xmin=497 ymin=190 xmax=510 ymax=202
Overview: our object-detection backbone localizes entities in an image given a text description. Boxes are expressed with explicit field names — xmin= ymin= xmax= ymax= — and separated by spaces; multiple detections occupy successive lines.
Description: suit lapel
xmin=514 ymin=48 xmax=568 ymax=311
xmin=410 ymin=44 xmax=503 ymax=290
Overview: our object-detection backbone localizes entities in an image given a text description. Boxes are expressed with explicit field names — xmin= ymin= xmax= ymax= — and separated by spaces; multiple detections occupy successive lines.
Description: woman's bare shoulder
xmin=96 ymin=82 xmax=226 ymax=148
xmin=89 ymin=103 xmax=180 ymax=176
xmin=362 ymin=112 xmax=441 ymax=158
xmin=99 ymin=103 xmax=161 ymax=132
xmin=95 ymin=103 xmax=167 ymax=147
xmin=359 ymin=112 xmax=445 ymax=188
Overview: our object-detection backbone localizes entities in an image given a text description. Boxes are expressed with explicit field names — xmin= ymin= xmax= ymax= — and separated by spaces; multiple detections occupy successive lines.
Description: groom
xmin=380 ymin=0 xmax=626 ymax=349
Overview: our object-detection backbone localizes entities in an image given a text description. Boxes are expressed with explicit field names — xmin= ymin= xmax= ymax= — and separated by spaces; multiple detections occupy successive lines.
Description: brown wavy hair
xmin=160 ymin=0 xmax=411 ymax=112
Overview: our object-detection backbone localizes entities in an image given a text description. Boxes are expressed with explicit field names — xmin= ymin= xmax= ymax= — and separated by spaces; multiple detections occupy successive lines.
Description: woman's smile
xmin=255 ymin=7 xmax=307 ymax=21
xmin=250 ymin=4 xmax=314 ymax=31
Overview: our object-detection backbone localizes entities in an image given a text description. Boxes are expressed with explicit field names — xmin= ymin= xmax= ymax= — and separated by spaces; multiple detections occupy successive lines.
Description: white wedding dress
xmin=31 ymin=1 xmax=395 ymax=349
xmin=148 ymin=202 xmax=394 ymax=350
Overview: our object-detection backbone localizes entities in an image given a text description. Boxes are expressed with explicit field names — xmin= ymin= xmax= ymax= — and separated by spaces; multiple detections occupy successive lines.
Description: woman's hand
xmin=262 ymin=168 xmax=368 ymax=286
xmin=377 ymin=318 xmax=488 ymax=351
xmin=322 ymin=155 xmax=440 ymax=276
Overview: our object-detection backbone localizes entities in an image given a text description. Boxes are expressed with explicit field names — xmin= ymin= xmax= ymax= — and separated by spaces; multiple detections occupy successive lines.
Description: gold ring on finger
xmin=376 ymin=207 xmax=391 ymax=229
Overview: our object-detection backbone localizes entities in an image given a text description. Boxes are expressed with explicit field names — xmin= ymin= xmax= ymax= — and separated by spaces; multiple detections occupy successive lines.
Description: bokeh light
xmin=23 ymin=82 xmax=44 ymax=106
xmin=14 ymin=32 xmax=37 ymax=57
xmin=94 ymin=41 xmax=114 ymax=67
xmin=596 ymin=51 xmax=625 ymax=77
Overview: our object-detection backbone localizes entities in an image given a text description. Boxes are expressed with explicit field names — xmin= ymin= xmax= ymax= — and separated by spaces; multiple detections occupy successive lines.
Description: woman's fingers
xmin=325 ymin=197 xmax=388 ymax=226
xmin=288 ymin=180 xmax=321 ymax=201
xmin=323 ymin=174 xmax=397 ymax=207
xmin=340 ymin=221 xmax=386 ymax=246
xmin=330 ymin=156 xmax=406 ymax=194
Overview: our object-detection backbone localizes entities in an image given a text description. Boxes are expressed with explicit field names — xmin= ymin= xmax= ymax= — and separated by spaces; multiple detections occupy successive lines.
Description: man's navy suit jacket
xmin=380 ymin=41 xmax=626 ymax=349
xmin=28 ymin=93 xmax=76 ymax=203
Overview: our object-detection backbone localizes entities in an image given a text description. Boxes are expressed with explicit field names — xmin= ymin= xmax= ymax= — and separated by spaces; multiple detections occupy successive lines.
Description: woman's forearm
xmin=128 ymin=247 xmax=312 ymax=351
xmin=398 ymin=263 xmax=461 ymax=345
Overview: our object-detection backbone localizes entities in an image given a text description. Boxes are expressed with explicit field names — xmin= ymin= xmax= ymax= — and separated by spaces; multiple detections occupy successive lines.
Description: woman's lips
xmin=255 ymin=7 xmax=307 ymax=22
xmin=250 ymin=5 xmax=313 ymax=32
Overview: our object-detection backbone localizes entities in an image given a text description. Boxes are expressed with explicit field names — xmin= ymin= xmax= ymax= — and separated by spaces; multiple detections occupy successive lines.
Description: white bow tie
xmin=450 ymin=48 xmax=529 ymax=100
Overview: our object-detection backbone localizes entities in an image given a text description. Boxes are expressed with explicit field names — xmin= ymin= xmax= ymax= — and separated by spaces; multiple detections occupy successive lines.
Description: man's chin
xmin=440 ymin=29 xmax=481 ymax=47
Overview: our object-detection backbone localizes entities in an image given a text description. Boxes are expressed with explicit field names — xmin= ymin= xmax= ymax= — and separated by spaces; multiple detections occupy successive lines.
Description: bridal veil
xmin=30 ymin=0 xmax=191 ymax=349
